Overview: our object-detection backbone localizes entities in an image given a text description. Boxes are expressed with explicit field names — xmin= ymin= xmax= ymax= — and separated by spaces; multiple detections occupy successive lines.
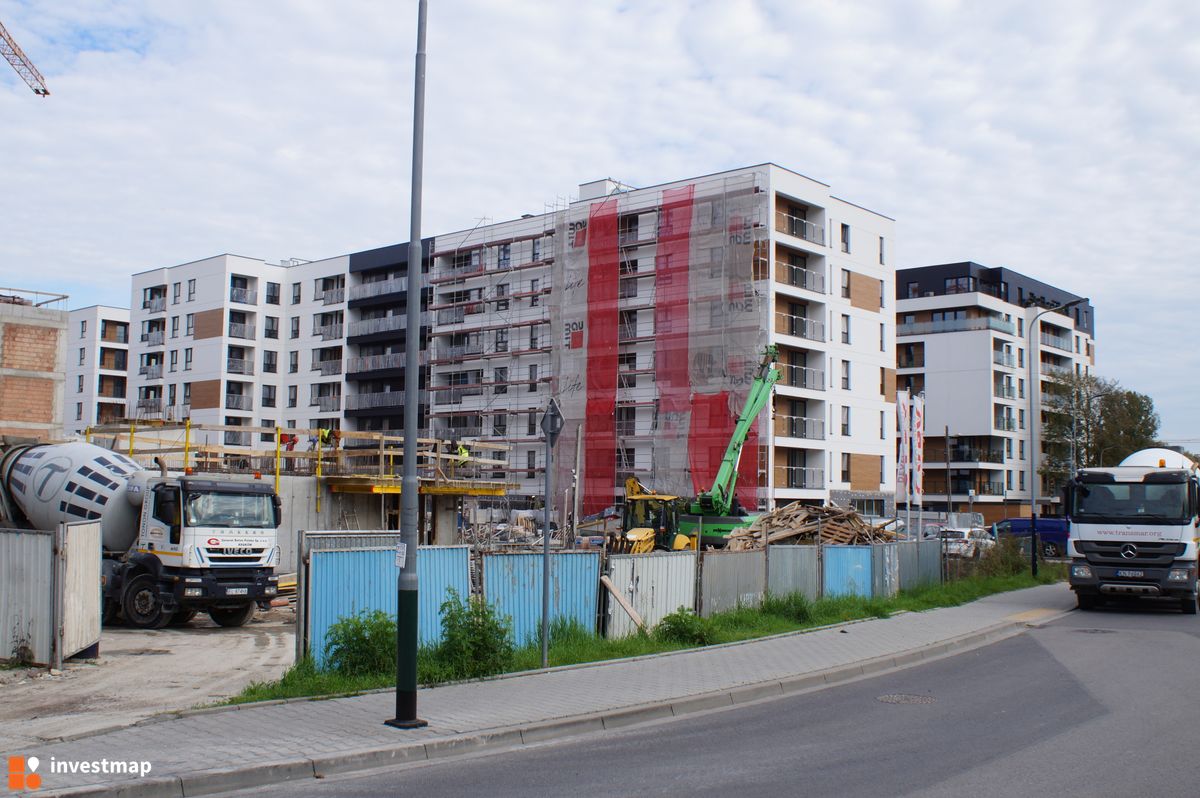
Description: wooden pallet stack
xmin=726 ymin=504 xmax=898 ymax=550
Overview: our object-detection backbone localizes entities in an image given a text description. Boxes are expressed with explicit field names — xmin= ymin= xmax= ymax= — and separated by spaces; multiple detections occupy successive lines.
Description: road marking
xmin=1007 ymin=608 xmax=1060 ymax=623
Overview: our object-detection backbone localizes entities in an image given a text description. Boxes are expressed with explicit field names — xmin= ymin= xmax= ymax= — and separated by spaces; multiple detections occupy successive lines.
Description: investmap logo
xmin=7 ymin=755 xmax=153 ymax=791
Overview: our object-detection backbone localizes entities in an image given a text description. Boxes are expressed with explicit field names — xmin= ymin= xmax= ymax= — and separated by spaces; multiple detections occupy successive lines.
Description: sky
xmin=1 ymin=0 xmax=1197 ymax=442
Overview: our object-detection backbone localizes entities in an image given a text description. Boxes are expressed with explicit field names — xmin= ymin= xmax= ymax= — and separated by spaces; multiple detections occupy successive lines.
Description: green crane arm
xmin=695 ymin=346 xmax=779 ymax=516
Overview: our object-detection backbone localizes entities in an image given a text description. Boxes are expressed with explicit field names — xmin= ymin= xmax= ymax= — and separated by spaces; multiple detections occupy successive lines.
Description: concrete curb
xmin=41 ymin=615 xmax=1036 ymax=798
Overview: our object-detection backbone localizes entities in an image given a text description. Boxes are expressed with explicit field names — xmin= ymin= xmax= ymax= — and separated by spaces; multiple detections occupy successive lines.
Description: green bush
xmin=762 ymin=592 xmax=812 ymax=624
xmin=979 ymin=536 xmax=1029 ymax=578
xmin=323 ymin=610 xmax=396 ymax=676
xmin=655 ymin=607 xmax=716 ymax=646
xmin=435 ymin=588 xmax=515 ymax=680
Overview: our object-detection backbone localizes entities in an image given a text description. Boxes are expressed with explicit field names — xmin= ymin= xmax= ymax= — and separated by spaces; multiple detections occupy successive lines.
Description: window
xmin=289 ymin=317 xmax=300 ymax=339
xmin=169 ymin=350 xmax=178 ymax=372
xmin=527 ymin=450 xmax=536 ymax=478
xmin=841 ymin=268 xmax=851 ymax=299
xmin=880 ymin=410 xmax=886 ymax=440
xmin=530 ymin=328 xmax=539 ymax=350
xmin=530 ymin=278 xmax=540 ymax=306
xmin=1018 ymin=408 xmax=1025 ymax=430
xmin=172 ymin=282 xmax=181 ymax=304
xmin=75 ymin=402 xmax=83 ymax=421
xmin=495 ymin=283 xmax=509 ymax=311
xmin=1007 ymin=470 xmax=1013 ymax=490
xmin=528 ymin=363 xmax=538 ymax=391
xmin=185 ymin=314 xmax=194 ymax=336
xmin=841 ymin=314 xmax=851 ymax=344
xmin=1005 ymin=438 xmax=1013 ymax=458
xmin=1019 ymin=471 xmax=1026 ymax=491
xmin=841 ymin=406 xmax=851 ymax=436
xmin=77 ymin=374 xmax=84 ymax=393
xmin=266 ymin=282 xmax=280 ymax=305
xmin=879 ymin=280 xmax=885 ymax=308
xmin=907 ymin=281 xmax=920 ymax=299
xmin=841 ymin=360 xmax=850 ymax=390
xmin=168 ymin=384 xmax=176 ymax=407
xmin=287 ymin=386 xmax=297 ymax=408
xmin=260 ymin=421 xmax=275 ymax=443
xmin=187 ymin=279 xmax=196 ymax=301
xmin=840 ymin=223 xmax=851 ymax=253
xmin=1018 ymin=318 xmax=1024 ymax=337
xmin=265 ymin=316 xmax=279 ymax=339
xmin=169 ymin=316 xmax=178 ymax=338
xmin=182 ymin=382 xmax=191 ymax=405
xmin=291 ymin=283 xmax=301 ymax=304
xmin=841 ymin=452 xmax=851 ymax=482
xmin=493 ymin=413 xmax=507 ymax=436
xmin=262 ymin=385 xmax=276 ymax=408
xmin=79 ymin=320 xmax=87 ymax=338
xmin=527 ymin=412 xmax=537 ymax=436
xmin=879 ymin=366 xmax=886 ymax=396
xmin=183 ymin=348 xmax=193 ymax=370
xmin=532 ymin=238 xmax=542 ymax=262
xmin=879 ymin=322 xmax=885 ymax=351
xmin=495 ymin=329 xmax=509 ymax=352
xmin=497 ymin=243 xmax=511 ymax=269
xmin=619 ymin=276 xmax=638 ymax=299
xmin=494 ymin=366 xmax=508 ymax=394
xmin=263 ymin=350 xmax=277 ymax=374
xmin=878 ymin=236 xmax=885 ymax=265
xmin=289 ymin=351 xmax=298 ymax=374
xmin=78 ymin=347 xmax=85 ymax=366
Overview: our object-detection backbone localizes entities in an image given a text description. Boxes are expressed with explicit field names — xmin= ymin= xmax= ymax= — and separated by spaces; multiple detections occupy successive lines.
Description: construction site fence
xmin=481 ymin=552 xmax=601 ymax=645
xmin=606 ymin=551 xmax=697 ymax=639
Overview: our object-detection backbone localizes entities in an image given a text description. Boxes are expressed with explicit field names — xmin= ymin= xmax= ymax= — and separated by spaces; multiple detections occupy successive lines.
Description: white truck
xmin=0 ymin=440 xmax=281 ymax=629
xmin=1066 ymin=447 xmax=1200 ymax=613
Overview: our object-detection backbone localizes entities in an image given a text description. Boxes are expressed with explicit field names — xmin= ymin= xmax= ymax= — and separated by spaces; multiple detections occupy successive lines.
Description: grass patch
xmin=229 ymin=555 xmax=1065 ymax=705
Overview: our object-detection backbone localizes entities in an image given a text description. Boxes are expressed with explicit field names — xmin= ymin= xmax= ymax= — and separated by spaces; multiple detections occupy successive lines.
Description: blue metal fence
xmin=823 ymin=545 xmax=873 ymax=597
xmin=482 ymin=552 xmax=601 ymax=644
xmin=307 ymin=545 xmax=470 ymax=667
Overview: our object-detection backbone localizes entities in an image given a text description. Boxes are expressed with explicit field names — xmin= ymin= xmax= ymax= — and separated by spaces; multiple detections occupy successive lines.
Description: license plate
xmin=1115 ymin=570 xmax=1144 ymax=578
xmin=226 ymin=587 xmax=249 ymax=596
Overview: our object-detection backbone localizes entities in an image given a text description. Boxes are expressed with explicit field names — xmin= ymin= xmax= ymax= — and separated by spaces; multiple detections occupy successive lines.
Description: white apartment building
xmin=63 ymin=306 xmax=129 ymax=437
xmin=895 ymin=263 xmax=1096 ymax=522
xmin=427 ymin=164 xmax=897 ymax=515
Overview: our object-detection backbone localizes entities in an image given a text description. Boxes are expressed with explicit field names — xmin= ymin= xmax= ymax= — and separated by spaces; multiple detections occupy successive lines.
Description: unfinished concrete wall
xmin=274 ymin=475 xmax=389 ymax=573
xmin=0 ymin=296 xmax=68 ymax=442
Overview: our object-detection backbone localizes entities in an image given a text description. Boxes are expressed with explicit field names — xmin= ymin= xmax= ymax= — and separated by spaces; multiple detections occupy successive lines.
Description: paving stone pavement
xmin=13 ymin=583 xmax=1075 ymax=796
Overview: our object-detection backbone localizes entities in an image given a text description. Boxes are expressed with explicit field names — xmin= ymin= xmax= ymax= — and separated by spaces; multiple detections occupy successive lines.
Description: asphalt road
xmin=226 ymin=600 xmax=1200 ymax=798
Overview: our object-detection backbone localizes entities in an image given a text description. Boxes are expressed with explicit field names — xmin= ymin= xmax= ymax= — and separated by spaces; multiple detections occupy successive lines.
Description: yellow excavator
xmin=612 ymin=476 xmax=695 ymax=553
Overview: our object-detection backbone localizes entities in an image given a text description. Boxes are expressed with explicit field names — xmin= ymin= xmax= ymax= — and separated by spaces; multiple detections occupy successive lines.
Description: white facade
xmin=63 ymin=306 xmax=129 ymax=437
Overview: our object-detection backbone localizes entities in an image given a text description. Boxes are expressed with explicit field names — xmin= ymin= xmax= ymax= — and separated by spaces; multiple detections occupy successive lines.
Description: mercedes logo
xmin=1120 ymin=544 xmax=1138 ymax=559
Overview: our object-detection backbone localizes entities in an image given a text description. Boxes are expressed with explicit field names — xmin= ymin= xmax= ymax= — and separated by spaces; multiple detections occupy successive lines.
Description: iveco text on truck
xmin=0 ymin=441 xmax=281 ymax=628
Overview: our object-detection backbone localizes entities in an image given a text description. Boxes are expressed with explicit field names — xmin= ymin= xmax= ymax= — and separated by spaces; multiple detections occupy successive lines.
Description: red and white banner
xmin=897 ymin=389 xmax=911 ymax=499
xmin=912 ymin=393 xmax=925 ymax=506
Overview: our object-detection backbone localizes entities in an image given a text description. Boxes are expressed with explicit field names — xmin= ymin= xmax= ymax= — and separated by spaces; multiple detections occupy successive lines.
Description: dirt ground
xmin=0 ymin=605 xmax=295 ymax=753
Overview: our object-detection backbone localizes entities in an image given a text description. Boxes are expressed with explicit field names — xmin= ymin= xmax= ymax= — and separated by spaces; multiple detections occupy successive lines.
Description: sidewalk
xmin=19 ymin=583 xmax=1075 ymax=797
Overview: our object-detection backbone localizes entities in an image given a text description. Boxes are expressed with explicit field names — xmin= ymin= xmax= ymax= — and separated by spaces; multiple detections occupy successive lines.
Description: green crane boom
xmin=689 ymin=345 xmax=780 ymax=517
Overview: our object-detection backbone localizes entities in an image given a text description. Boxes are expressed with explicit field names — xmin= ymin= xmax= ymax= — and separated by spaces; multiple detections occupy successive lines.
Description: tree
xmin=1039 ymin=372 xmax=1116 ymax=493
xmin=1094 ymin=390 xmax=1160 ymax=465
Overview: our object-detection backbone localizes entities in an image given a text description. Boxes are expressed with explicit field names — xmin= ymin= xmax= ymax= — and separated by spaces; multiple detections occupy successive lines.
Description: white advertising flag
xmin=897 ymin=389 xmax=911 ymax=499
xmin=912 ymin=393 xmax=925 ymax=506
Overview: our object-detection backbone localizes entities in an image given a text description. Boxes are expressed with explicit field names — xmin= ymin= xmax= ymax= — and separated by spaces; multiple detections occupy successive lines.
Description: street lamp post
xmin=1027 ymin=297 xmax=1087 ymax=577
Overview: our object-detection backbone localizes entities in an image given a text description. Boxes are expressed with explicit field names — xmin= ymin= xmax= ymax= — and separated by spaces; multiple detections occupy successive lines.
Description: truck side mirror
xmin=272 ymin=494 xmax=282 ymax=527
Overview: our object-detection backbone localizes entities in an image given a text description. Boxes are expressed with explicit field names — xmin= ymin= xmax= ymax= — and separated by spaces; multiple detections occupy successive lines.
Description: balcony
xmin=780 ymin=364 xmax=825 ymax=391
xmin=993 ymin=417 xmax=1017 ymax=431
xmin=1040 ymin=362 xmax=1072 ymax=377
xmin=138 ymin=363 xmax=163 ymax=380
xmin=348 ymin=316 xmax=406 ymax=337
xmin=780 ymin=214 xmax=825 ymax=246
xmin=228 ymin=322 xmax=256 ymax=340
xmin=437 ymin=341 xmax=484 ymax=360
xmin=317 ymin=287 xmax=346 ymax=305
xmin=777 ymin=314 xmax=825 ymax=342
xmin=949 ymin=481 xmax=1006 ymax=497
xmin=898 ymin=316 xmax=1017 ymax=337
xmin=225 ymin=394 xmax=253 ymax=411
xmin=619 ymin=322 xmax=652 ymax=342
xmin=1040 ymin=332 xmax=1072 ymax=352
xmin=778 ymin=416 xmax=825 ymax=440
xmin=349 ymin=278 xmax=405 ymax=301
xmin=345 ymin=392 xmax=406 ymax=410
xmin=136 ymin=397 xmax=163 ymax=414
xmin=993 ymin=385 xmax=1016 ymax=400
xmin=992 ymin=351 xmax=1017 ymax=368
xmin=436 ymin=307 xmax=466 ymax=325
xmin=434 ymin=423 xmax=483 ymax=438
xmin=432 ymin=386 xmax=484 ymax=406
xmin=315 ymin=324 xmax=344 ymax=341
xmin=142 ymin=297 xmax=166 ymax=314
xmin=897 ymin=356 xmax=924 ymax=369
xmin=227 ymin=358 xmax=254 ymax=376
xmin=97 ymin=389 xmax=126 ymax=400
xmin=776 ymin=261 xmax=825 ymax=294
xmin=315 ymin=395 xmax=342 ymax=413
xmin=223 ymin=431 xmax=251 ymax=447
xmin=229 ymin=287 xmax=257 ymax=305
xmin=141 ymin=330 xmax=165 ymax=347
xmin=314 ymin=359 xmax=343 ymax=376
xmin=781 ymin=466 xmax=824 ymax=489
xmin=946 ymin=447 xmax=1005 ymax=464
xmin=346 ymin=353 xmax=406 ymax=373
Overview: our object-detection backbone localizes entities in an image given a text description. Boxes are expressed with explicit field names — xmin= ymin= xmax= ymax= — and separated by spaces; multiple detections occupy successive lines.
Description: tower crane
xmin=0 ymin=19 xmax=49 ymax=96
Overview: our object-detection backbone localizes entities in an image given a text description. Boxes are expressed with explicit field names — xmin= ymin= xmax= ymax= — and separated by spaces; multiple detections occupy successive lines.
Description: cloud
xmin=0 ymin=0 xmax=1197 ymax=438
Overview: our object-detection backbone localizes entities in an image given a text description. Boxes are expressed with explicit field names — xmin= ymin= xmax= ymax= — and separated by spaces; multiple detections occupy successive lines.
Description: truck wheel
xmin=122 ymin=574 xmax=172 ymax=629
xmin=168 ymin=609 xmax=198 ymax=627
xmin=208 ymin=603 xmax=256 ymax=628
xmin=1182 ymin=596 xmax=1198 ymax=615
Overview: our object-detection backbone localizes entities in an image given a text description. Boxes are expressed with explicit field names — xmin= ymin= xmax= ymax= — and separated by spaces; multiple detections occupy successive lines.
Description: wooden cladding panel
xmin=849 ymin=453 xmax=882 ymax=492
xmin=849 ymin=271 xmax=881 ymax=312
xmin=193 ymin=308 xmax=224 ymax=340
xmin=189 ymin=379 xmax=222 ymax=410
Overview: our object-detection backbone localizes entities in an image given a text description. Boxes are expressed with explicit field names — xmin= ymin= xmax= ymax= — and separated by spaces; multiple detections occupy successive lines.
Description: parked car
xmin=939 ymin=528 xmax=996 ymax=558
xmin=991 ymin=518 xmax=1069 ymax=557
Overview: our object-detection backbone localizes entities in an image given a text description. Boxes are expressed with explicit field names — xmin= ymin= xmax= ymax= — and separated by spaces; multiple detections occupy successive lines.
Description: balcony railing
xmin=438 ymin=342 xmax=484 ymax=360
xmin=897 ymin=316 xmax=1017 ymax=336
xmin=143 ymin=297 xmax=166 ymax=313
xmin=225 ymin=394 xmax=253 ymax=411
xmin=348 ymin=316 xmax=405 ymax=337
xmin=315 ymin=324 xmax=343 ymax=341
xmin=781 ymin=466 xmax=825 ymax=489
xmin=780 ymin=214 xmax=825 ymax=246
xmin=949 ymin=481 xmax=1006 ymax=497
xmin=619 ymin=323 xmax=652 ymax=342
xmin=897 ymin=357 xmax=924 ymax=369
xmin=437 ymin=307 xmax=466 ymax=325
xmin=345 ymin=392 xmax=406 ymax=410
xmin=314 ymin=359 xmax=343 ymax=376
xmin=994 ymin=417 xmax=1016 ymax=431
xmin=315 ymin=395 xmax=342 ymax=412
xmin=1040 ymin=362 xmax=1072 ymax=377
xmin=346 ymin=353 xmax=405 ymax=373
xmin=138 ymin=363 xmax=163 ymax=380
xmin=136 ymin=398 xmax=163 ymax=414
xmin=1040 ymin=332 xmax=1072 ymax=352
xmin=945 ymin=448 xmax=1005 ymax=464
xmin=778 ymin=416 xmax=825 ymax=440
xmin=434 ymin=424 xmax=484 ymax=438
xmin=992 ymin=351 xmax=1016 ymax=368
xmin=780 ymin=364 xmax=825 ymax=391
xmin=227 ymin=358 xmax=254 ymax=375
xmin=432 ymin=386 xmax=484 ymax=406
xmin=97 ymin=389 xmax=126 ymax=400
xmin=228 ymin=322 xmax=256 ymax=340
xmin=317 ymin=287 xmax=346 ymax=305
xmin=349 ymin=278 xmax=404 ymax=301
xmin=142 ymin=330 xmax=165 ymax=347
xmin=776 ymin=261 xmax=825 ymax=293
xmin=229 ymin=287 xmax=257 ymax=305
xmin=777 ymin=314 xmax=825 ymax=342
xmin=993 ymin=385 xmax=1016 ymax=400
xmin=223 ymin=431 xmax=251 ymax=446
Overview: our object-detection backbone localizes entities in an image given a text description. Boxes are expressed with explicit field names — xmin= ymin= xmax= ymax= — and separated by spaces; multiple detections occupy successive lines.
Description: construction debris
xmin=726 ymin=504 xmax=899 ymax=550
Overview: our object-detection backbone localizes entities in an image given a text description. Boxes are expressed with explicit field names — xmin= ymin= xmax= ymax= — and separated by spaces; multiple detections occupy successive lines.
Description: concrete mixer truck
xmin=0 ymin=440 xmax=281 ymax=629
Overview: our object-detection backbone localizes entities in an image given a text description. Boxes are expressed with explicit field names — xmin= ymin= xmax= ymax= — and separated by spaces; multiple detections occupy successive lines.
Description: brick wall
xmin=1 ymin=323 xmax=61 ymax=370
xmin=0 ymin=376 xmax=55 ymax=423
